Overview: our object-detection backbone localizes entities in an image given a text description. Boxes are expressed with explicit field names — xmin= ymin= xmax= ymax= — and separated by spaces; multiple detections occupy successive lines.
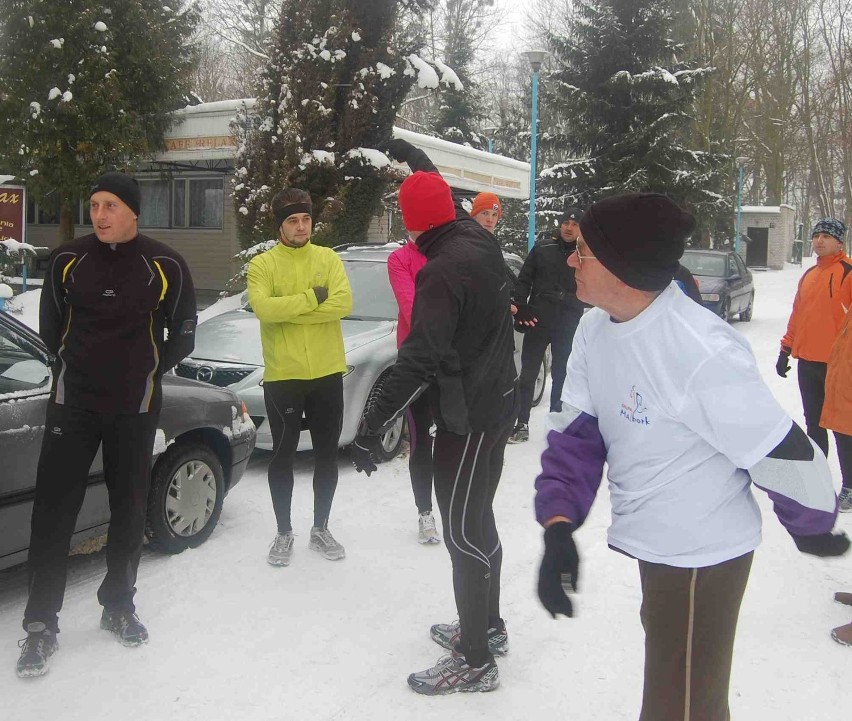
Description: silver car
xmin=177 ymin=243 xmax=548 ymax=462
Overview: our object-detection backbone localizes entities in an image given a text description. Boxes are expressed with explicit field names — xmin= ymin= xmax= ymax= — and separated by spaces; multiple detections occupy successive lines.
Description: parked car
xmin=0 ymin=310 xmax=256 ymax=572
xmin=177 ymin=242 xmax=549 ymax=460
xmin=680 ymin=249 xmax=755 ymax=321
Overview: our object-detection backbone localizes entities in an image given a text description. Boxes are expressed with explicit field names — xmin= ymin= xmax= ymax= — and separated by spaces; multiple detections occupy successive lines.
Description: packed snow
xmin=0 ymin=258 xmax=848 ymax=720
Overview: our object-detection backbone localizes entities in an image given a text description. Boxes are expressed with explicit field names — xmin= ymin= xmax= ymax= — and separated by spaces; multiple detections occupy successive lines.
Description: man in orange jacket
xmin=778 ymin=218 xmax=851 ymax=509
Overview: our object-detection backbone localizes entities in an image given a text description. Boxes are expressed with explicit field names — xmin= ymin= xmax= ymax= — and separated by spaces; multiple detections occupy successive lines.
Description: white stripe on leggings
xmin=448 ymin=433 xmax=491 ymax=568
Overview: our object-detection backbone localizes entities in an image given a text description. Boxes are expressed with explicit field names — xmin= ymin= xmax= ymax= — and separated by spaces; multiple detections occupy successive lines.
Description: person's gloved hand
xmin=792 ymin=531 xmax=850 ymax=557
xmin=537 ymin=522 xmax=579 ymax=618
xmin=313 ymin=286 xmax=328 ymax=304
xmin=380 ymin=138 xmax=416 ymax=164
xmin=351 ymin=432 xmax=380 ymax=476
xmin=776 ymin=349 xmax=791 ymax=378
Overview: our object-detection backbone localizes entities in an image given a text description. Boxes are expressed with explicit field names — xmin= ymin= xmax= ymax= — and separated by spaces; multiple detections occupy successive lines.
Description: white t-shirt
xmin=563 ymin=283 xmax=792 ymax=567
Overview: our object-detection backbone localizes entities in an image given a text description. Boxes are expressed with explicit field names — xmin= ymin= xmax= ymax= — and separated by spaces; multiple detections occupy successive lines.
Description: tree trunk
xmin=59 ymin=203 xmax=76 ymax=244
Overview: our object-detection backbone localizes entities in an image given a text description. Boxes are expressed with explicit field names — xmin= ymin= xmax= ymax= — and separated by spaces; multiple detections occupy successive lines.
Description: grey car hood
xmin=191 ymin=310 xmax=394 ymax=365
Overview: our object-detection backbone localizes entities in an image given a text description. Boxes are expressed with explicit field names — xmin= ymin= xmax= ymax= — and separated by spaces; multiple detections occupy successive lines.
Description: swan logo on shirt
xmin=620 ymin=385 xmax=650 ymax=425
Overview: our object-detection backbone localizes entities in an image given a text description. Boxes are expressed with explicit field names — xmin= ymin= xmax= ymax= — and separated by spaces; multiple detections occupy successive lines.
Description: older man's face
xmin=568 ymin=234 xmax=617 ymax=307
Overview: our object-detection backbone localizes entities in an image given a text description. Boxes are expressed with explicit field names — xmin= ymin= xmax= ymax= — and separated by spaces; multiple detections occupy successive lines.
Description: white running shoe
xmin=418 ymin=512 xmax=441 ymax=545
xmin=267 ymin=532 xmax=295 ymax=566
xmin=309 ymin=527 xmax=346 ymax=560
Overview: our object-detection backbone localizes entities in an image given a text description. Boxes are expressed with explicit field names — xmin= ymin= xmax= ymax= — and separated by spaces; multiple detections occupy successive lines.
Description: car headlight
xmin=701 ymin=293 xmax=721 ymax=302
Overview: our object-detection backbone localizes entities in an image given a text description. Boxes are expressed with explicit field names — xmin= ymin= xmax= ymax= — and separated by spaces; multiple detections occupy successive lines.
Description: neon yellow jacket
xmin=247 ymin=241 xmax=353 ymax=381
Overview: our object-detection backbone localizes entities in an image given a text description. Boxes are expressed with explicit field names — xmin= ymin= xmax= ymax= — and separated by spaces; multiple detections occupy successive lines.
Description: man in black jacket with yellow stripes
xmin=351 ymin=139 xmax=517 ymax=695
xmin=16 ymin=172 xmax=196 ymax=678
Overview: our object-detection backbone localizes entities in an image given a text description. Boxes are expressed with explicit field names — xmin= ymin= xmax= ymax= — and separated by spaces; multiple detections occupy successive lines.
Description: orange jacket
xmin=780 ymin=252 xmax=852 ymax=362
xmin=821 ymin=307 xmax=852 ymax=435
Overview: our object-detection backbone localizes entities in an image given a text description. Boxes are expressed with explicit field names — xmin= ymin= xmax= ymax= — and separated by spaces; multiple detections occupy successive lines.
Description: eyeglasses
xmin=573 ymin=249 xmax=598 ymax=267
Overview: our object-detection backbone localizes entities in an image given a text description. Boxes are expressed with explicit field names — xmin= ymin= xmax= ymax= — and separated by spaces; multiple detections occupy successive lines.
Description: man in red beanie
xmin=534 ymin=192 xmax=847 ymax=720
xmin=352 ymin=143 xmax=518 ymax=695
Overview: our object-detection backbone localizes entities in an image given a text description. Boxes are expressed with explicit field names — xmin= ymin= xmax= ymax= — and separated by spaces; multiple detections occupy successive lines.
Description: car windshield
xmin=193 ymin=315 xmax=265 ymax=365
xmin=680 ymin=253 xmax=727 ymax=278
xmin=342 ymin=259 xmax=397 ymax=321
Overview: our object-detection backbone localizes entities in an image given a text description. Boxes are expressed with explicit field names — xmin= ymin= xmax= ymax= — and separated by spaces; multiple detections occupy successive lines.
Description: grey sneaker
xmin=16 ymin=622 xmax=58 ymax=678
xmin=507 ymin=423 xmax=528 ymax=444
xmin=430 ymin=619 xmax=508 ymax=656
xmin=309 ymin=526 xmax=346 ymax=560
xmin=418 ymin=512 xmax=441 ymax=545
xmin=407 ymin=652 xmax=499 ymax=695
xmin=268 ymin=531 xmax=295 ymax=566
xmin=839 ymin=487 xmax=852 ymax=513
xmin=100 ymin=609 xmax=148 ymax=647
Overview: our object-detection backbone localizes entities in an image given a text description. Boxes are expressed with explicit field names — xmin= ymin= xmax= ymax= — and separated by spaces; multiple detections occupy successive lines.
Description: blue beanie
xmin=811 ymin=218 xmax=847 ymax=243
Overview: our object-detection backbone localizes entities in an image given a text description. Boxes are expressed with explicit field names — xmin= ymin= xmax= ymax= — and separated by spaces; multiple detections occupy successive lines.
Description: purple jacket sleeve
xmin=534 ymin=410 xmax=607 ymax=528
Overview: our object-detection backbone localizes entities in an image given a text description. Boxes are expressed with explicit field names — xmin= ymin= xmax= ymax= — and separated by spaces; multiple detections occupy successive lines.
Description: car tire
xmin=145 ymin=442 xmax=225 ymax=554
xmin=531 ymin=350 xmax=551 ymax=408
xmin=361 ymin=373 xmax=406 ymax=463
xmin=740 ymin=293 xmax=754 ymax=322
xmin=719 ymin=298 xmax=731 ymax=322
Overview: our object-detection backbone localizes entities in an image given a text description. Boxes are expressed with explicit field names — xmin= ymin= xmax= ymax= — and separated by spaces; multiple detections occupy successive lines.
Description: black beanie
xmin=90 ymin=172 xmax=141 ymax=217
xmin=559 ymin=207 xmax=583 ymax=224
xmin=579 ymin=193 xmax=695 ymax=291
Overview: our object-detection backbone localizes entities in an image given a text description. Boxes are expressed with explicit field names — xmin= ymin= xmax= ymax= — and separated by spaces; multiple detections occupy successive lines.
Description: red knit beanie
xmin=470 ymin=192 xmax=502 ymax=219
xmin=398 ymin=172 xmax=456 ymax=232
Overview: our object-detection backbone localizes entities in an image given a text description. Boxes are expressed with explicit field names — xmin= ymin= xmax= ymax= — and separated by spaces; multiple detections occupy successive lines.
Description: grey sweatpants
xmin=638 ymin=551 xmax=754 ymax=721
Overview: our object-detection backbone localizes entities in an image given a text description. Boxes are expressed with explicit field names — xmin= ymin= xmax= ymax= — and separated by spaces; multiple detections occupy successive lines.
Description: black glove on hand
xmin=380 ymin=138 xmax=416 ymax=163
xmin=792 ymin=531 xmax=850 ymax=557
xmin=313 ymin=286 xmax=328 ymax=304
xmin=537 ymin=522 xmax=579 ymax=618
xmin=776 ymin=350 xmax=791 ymax=378
xmin=351 ymin=433 xmax=380 ymax=476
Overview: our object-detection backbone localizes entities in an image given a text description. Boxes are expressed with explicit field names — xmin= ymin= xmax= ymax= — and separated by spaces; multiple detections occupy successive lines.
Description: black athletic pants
xmin=405 ymin=393 xmax=434 ymax=514
xmin=798 ymin=359 xmax=829 ymax=455
xmin=24 ymin=401 xmax=159 ymax=633
xmin=432 ymin=424 xmax=511 ymax=667
xmin=835 ymin=432 xmax=852 ymax=490
xmin=263 ymin=373 xmax=343 ymax=533
xmin=517 ymin=309 xmax=582 ymax=423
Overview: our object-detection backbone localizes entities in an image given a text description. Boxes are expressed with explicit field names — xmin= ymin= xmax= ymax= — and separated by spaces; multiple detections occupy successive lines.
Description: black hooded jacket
xmin=364 ymin=213 xmax=518 ymax=435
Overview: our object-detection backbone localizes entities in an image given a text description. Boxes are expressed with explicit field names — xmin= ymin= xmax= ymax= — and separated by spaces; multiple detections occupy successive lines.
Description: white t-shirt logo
xmin=620 ymin=385 xmax=650 ymax=425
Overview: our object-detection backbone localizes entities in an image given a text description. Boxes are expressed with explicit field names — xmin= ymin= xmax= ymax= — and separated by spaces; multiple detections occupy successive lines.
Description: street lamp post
xmin=523 ymin=50 xmax=547 ymax=253
xmin=734 ymin=157 xmax=748 ymax=255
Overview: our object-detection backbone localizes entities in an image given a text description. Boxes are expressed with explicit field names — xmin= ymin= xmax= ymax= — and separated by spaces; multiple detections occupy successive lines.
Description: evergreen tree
xmin=537 ymin=0 xmax=728 ymax=235
xmin=233 ymin=0 xmax=432 ymax=250
xmin=0 ymin=1 xmax=200 ymax=242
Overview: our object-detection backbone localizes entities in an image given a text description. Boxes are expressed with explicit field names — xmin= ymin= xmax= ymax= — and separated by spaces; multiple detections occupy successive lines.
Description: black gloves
xmin=513 ymin=302 xmax=539 ymax=333
xmin=537 ymin=522 xmax=579 ymax=618
xmin=351 ymin=433 xmax=380 ymax=476
xmin=381 ymin=138 xmax=416 ymax=164
xmin=792 ymin=531 xmax=850 ymax=557
xmin=776 ymin=349 xmax=791 ymax=378
xmin=313 ymin=286 xmax=328 ymax=304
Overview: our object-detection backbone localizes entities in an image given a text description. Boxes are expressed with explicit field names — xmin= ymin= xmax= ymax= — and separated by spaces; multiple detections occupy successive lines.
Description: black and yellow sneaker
xmin=16 ymin=622 xmax=58 ymax=678
xmin=100 ymin=609 xmax=149 ymax=647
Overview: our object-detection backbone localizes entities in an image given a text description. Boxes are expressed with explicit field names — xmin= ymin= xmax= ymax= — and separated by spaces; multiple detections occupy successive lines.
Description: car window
xmin=342 ymin=260 xmax=398 ymax=321
xmin=734 ymin=254 xmax=748 ymax=276
xmin=0 ymin=323 xmax=51 ymax=396
xmin=728 ymin=256 xmax=738 ymax=276
xmin=680 ymin=253 xmax=727 ymax=278
xmin=503 ymin=257 xmax=522 ymax=279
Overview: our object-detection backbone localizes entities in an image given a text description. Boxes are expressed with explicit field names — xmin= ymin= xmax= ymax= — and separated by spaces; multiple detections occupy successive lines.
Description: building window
xmin=173 ymin=177 xmax=223 ymax=229
xmin=138 ymin=179 xmax=170 ymax=228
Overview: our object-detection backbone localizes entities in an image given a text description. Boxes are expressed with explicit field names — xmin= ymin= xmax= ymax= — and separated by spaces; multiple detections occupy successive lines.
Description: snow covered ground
xmin=0 ymin=257 xmax=848 ymax=720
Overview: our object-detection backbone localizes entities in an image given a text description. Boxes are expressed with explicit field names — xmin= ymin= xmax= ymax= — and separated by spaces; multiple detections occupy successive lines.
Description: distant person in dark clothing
xmin=674 ymin=263 xmax=703 ymax=303
xmin=353 ymin=138 xmax=517 ymax=695
xmin=17 ymin=172 xmax=196 ymax=678
xmin=509 ymin=208 xmax=586 ymax=443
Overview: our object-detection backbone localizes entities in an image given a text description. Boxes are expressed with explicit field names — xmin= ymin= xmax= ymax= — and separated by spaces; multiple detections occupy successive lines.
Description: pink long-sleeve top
xmin=387 ymin=241 xmax=428 ymax=347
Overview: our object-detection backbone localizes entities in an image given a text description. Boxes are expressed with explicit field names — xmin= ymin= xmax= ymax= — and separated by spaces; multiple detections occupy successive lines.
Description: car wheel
xmin=719 ymin=298 xmax=731 ymax=322
xmin=361 ymin=373 xmax=406 ymax=463
xmin=531 ymin=350 xmax=551 ymax=408
xmin=740 ymin=293 xmax=754 ymax=322
xmin=145 ymin=442 xmax=225 ymax=554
